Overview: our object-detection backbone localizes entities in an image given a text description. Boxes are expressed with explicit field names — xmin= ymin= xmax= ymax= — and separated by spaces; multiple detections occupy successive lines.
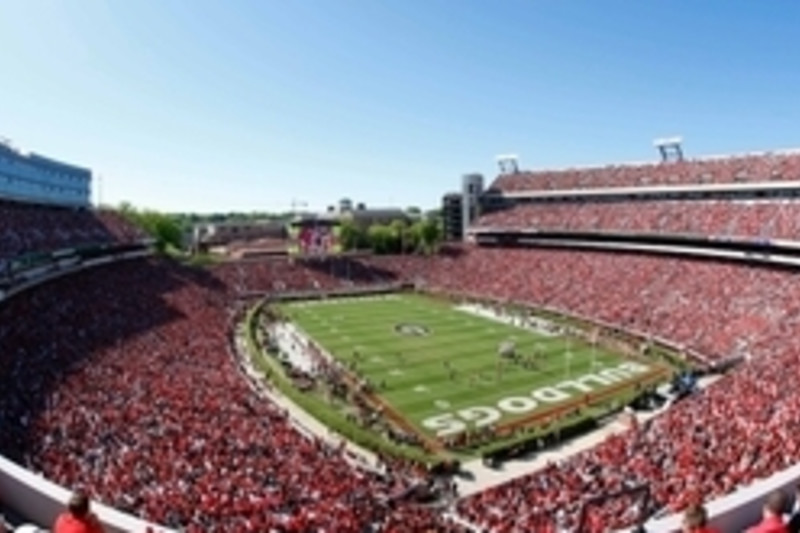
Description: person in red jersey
xmin=747 ymin=491 xmax=789 ymax=533
xmin=53 ymin=492 xmax=105 ymax=533
xmin=681 ymin=503 xmax=719 ymax=533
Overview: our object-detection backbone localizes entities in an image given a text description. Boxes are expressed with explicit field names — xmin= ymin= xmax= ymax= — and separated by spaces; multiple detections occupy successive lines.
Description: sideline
xmin=231 ymin=325 xmax=384 ymax=472
xmin=270 ymin=320 xmax=446 ymax=453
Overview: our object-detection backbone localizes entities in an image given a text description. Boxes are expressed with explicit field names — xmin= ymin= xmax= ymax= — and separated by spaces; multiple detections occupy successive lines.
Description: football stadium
xmin=5 ymin=3 xmax=800 ymax=533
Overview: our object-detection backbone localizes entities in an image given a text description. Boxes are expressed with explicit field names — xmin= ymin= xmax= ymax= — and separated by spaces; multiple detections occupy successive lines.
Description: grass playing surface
xmin=279 ymin=293 xmax=657 ymax=441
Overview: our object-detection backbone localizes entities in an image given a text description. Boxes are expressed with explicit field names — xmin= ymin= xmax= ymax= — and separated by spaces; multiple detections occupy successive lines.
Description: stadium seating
xmin=414 ymin=247 xmax=789 ymax=361
xmin=476 ymin=199 xmax=800 ymax=241
xmin=0 ymin=201 xmax=146 ymax=261
xmin=6 ymin=243 xmax=800 ymax=531
xmin=0 ymin=258 xmax=467 ymax=533
xmin=491 ymin=151 xmax=800 ymax=192
xmin=213 ymin=256 xmax=402 ymax=294
xmin=6 ymin=194 xmax=800 ymax=531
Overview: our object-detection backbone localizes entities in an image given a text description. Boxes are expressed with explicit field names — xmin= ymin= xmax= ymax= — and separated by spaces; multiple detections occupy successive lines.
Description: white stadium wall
xmin=642 ymin=462 xmax=800 ymax=532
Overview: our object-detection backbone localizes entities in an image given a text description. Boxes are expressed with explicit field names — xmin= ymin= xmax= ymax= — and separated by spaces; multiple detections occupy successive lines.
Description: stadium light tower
xmin=653 ymin=136 xmax=684 ymax=163
xmin=495 ymin=154 xmax=519 ymax=175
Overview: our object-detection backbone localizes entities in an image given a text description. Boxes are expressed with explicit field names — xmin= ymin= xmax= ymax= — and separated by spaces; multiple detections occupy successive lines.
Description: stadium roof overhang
xmin=486 ymin=180 xmax=800 ymax=200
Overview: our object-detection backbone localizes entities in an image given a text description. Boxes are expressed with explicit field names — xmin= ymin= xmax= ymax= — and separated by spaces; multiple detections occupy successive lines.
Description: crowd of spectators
xmin=476 ymin=198 xmax=800 ymax=242
xmin=0 ymin=257 xmax=468 ymax=532
xmin=0 ymin=200 xmax=146 ymax=261
xmin=401 ymin=247 xmax=792 ymax=361
xmin=491 ymin=150 xmax=800 ymax=192
xmin=6 ymin=193 xmax=800 ymax=531
xmin=213 ymin=256 xmax=401 ymax=295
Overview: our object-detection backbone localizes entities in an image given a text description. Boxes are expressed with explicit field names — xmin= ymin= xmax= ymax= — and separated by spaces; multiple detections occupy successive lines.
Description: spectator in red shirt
xmin=681 ymin=503 xmax=718 ymax=533
xmin=748 ymin=491 xmax=789 ymax=533
xmin=53 ymin=492 xmax=105 ymax=533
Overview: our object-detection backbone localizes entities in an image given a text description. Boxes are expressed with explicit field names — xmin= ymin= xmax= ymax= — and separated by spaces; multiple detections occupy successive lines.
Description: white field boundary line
xmin=453 ymin=303 xmax=562 ymax=338
xmin=285 ymin=293 xmax=401 ymax=307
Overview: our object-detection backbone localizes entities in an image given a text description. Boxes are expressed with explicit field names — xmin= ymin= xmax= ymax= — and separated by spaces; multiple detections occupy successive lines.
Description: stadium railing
xmin=471 ymin=230 xmax=800 ymax=273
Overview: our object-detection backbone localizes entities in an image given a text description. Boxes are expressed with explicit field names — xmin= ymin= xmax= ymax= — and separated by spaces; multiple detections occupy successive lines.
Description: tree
xmin=339 ymin=219 xmax=365 ymax=251
xmin=419 ymin=218 xmax=442 ymax=254
xmin=116 ymin=203 xmax=183 ymax=253
xmin=146 ymin=211 xmax=183 ymax=252
xmin=116 ymin=201 xmax=135 ymax=217
xmin=333 ymin=216 xmax=444 ymax=255
xmin=367 ymin=224 xmax=395 ymax=254
xmin=403 ymin=222 xmax=422 ymax=253
xmin=389 ymin=220 xmax=405 ymax=252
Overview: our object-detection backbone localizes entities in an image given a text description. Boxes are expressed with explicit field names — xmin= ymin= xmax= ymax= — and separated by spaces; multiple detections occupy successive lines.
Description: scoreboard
xmin=287 ymin=219 xmax=342 ymax=256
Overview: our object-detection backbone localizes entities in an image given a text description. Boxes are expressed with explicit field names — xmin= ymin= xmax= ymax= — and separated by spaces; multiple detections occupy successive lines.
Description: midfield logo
xmin=395 ymin=323 xmax=431 ymax=337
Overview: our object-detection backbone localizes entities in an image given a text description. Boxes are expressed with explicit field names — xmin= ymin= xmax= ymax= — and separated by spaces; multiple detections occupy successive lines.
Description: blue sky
xmin=2 ymin=1 xmax=800 ymax=213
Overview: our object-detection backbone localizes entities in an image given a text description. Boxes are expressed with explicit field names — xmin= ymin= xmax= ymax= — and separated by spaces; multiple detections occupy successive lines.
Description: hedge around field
xmin=243 ymin=293 xmax=683 ymax=465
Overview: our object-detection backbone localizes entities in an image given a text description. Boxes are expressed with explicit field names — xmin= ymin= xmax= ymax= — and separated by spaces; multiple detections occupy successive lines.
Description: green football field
xmin=279 ymin=293 xmax=663 ymax=443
